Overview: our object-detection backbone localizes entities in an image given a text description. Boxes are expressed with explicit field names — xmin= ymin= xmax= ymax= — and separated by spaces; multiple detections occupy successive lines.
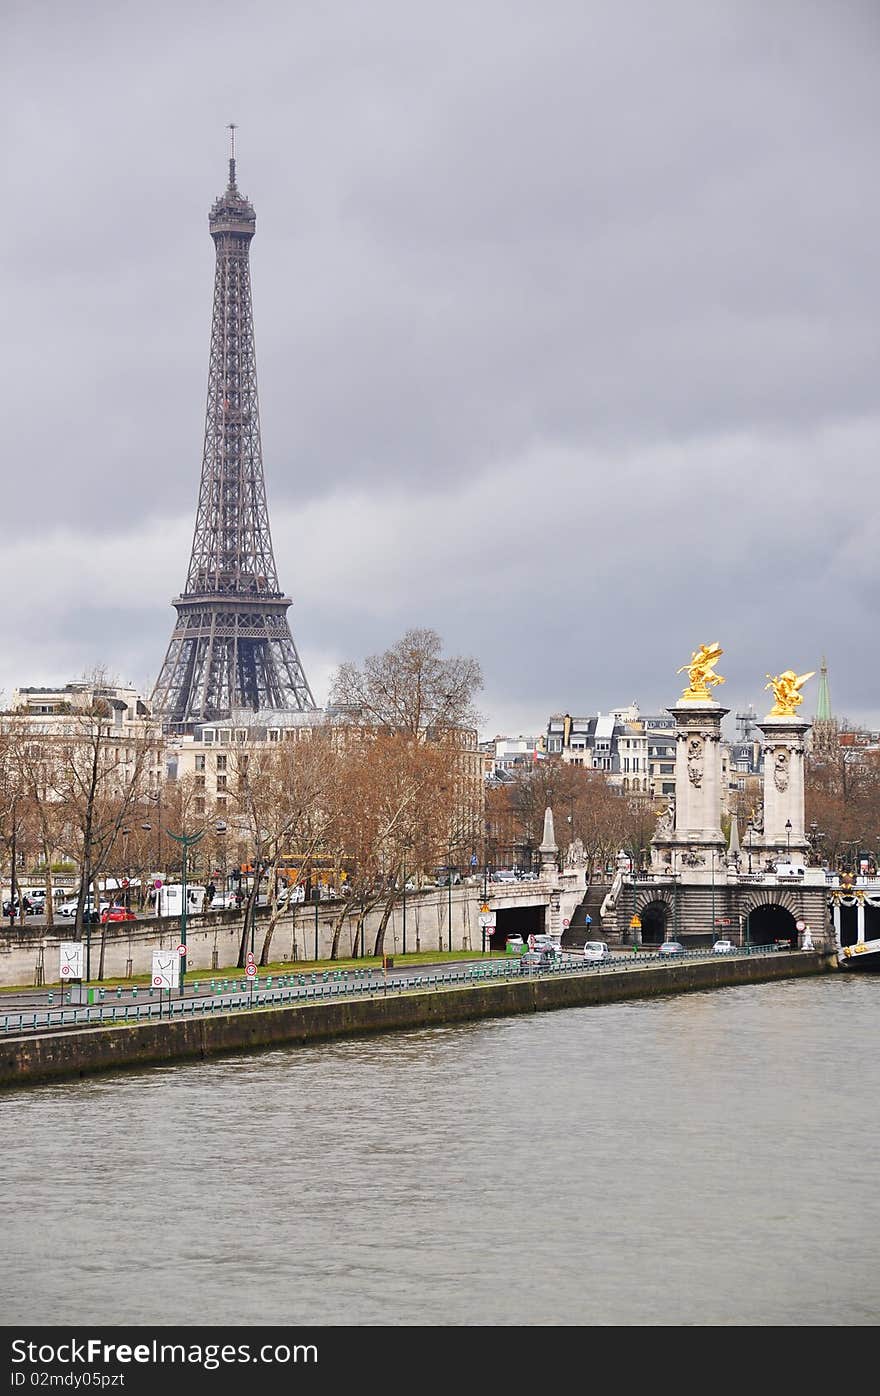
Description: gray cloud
xmin=2 ymin=0 xmax=879 ymax=735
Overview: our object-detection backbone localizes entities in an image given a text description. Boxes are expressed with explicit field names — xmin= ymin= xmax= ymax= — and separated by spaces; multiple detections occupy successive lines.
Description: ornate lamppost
xmin=165 ymin=826 xmax=204 ymax=992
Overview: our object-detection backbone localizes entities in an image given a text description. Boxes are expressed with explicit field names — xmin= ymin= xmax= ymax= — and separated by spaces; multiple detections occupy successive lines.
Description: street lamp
xmin=312 ymin=886 xmax=320 ymax=962
xmin=8 ymin=797 xmax=18 ymax=928
xmin=785 ymin=819 xmax=792 ymax=856
xmin=401 ymin=842 xmax=412 ymax=956
xmin=165 ymin=827 xmax=205 ymax=993
xmin=143 ymin=789 xmax=163 ymax=879
xmin=447 ymin=856 xmax=453 ymax=954
xmin=745 ymin=820 xmax=753 ymax=874
xmin=711 ymin=848 xmax=716 ymax=941
xmin=121 ymin=828 xmax=130 ymax=906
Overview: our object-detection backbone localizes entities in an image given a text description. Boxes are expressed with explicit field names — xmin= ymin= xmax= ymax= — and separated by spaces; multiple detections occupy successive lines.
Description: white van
xmin=583 ymin=941 xmax=609 ymax=962
xmin=774 ymin=863 xmax=804 ymax=879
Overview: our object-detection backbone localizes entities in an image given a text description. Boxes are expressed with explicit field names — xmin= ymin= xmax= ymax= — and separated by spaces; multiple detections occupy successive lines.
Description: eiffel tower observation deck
xmin=152 ymin=133 xmax=317 ymax=733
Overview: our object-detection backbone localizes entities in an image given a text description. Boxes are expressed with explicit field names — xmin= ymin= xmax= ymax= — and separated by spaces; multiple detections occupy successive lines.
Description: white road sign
xmin=59 ymin=943 xmax=84 ymax=980
xmin=478 ymin=913 xmax=495 ymax=927
xmin=151 ymin=950 xmax=177 ymax=990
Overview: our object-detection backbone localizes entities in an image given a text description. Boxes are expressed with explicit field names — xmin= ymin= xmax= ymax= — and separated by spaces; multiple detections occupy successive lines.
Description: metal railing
xmin=1 ymin=943 xmax=796 ymax=1037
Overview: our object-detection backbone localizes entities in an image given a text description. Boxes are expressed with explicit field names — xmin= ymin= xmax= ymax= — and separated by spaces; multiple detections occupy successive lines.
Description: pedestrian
xmin=205 ymin=880 xmax=215 ymax=907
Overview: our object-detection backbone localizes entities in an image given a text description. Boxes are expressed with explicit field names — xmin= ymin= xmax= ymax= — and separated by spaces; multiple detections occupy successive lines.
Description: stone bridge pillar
xmin=757 ymin=717 xmax=810 ymax=862
xmin=652 ymin=701 xmax=728 ymax=875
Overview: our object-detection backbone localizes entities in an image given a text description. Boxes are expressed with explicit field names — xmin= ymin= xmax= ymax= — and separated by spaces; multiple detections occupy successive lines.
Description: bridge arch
xmin=745 ymin=900 xmax=798 ymax=946
xmin=638 ymin=897 xmax=672 ymax=945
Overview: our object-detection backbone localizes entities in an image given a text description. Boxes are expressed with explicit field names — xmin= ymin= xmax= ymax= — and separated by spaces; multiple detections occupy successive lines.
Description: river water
xmin=3 ymin=974 xmax=877 ymax=1327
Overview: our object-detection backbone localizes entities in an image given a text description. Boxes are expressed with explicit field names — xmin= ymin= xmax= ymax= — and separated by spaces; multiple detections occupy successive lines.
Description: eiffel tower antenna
xmin=227 ymin=122 xmax=237 ymax=187
xmin=152 ymin=139 xmax=317 ymax=732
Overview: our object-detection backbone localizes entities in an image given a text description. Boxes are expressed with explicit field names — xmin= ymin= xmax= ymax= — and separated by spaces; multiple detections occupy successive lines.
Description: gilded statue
xmin=677 ymin=642 xmax=725 ymax=701
xmin=764 ymin=669 xmax=815 ymax=717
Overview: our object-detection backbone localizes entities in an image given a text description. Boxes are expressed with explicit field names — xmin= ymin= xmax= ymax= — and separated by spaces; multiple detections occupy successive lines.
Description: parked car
xmin=491 ymin=870 xmax=518 ymax=884
xmin=505 ymin=935 xmax=525 ymax=954
xmin=58 ymin=898 xmax=107 ymax=920
xmin=773 ymin=938 xmax=793 ymax=951
xmin=518 ymin=948 xmax=555 ymax=972
xmin=531 ymin=935 xmax=561 ymax=958
xmin=279 ymin=884 xmax=306 ymax=905
xmin=583 ymin=941 xmax=609 ymax=962
xmin=713 ymin=939 xmax=734 ymax=954
xmin=211 ymin=890 xmax=239 ymax=909
xmin=658 ymin=940 xmax=684 ymax=957
xmin=435 ymin=869 xmax=462 ymax=886
xmin=100 ymin=906 xmax=137 ymax=924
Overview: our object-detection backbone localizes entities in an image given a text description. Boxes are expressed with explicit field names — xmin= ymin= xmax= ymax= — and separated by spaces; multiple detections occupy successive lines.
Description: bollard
xmin=210 ymin=979 xmax=216 ymax=992
xmin=99 ymin=988 xmax=105 ymax=1002
xmin=266 ymin=976 xmax=272 ymax=988
xmin=132 ymin=986 xmax=138 ymax=999
xmin=116 ymin=986 xmax=122 ymax=999
xmin=48 ymin=992 xmax=54 ymax=1006
xmin=193 ymin=982 xmax=199 ymax=993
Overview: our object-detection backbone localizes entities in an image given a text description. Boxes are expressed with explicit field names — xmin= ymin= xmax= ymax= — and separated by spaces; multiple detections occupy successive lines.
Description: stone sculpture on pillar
xmin=757 ymin=666 xmax=814 ymax=862
xmin=652 ymin=642 xmax=729 ymax=876
xmin=676 ymin=642 xmax=726 ymax=702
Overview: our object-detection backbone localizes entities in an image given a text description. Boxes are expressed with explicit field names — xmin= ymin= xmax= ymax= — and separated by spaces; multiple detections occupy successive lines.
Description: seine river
xmin=3 ymin=975 xmax=877 ymax=1327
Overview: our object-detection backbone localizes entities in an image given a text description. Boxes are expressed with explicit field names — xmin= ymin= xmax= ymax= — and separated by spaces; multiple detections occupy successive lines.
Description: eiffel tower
xmin=153 ymin=132 xmax=317 ymax=732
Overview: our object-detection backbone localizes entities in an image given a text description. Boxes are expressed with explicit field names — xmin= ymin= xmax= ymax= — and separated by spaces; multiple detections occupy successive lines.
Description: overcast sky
xmin=2 ymin=0 xmax=878 ymax=740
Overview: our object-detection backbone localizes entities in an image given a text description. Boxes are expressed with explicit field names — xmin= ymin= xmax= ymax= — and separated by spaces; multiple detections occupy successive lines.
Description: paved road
xmin=0 ymin=947 xmax=776 ymax=1036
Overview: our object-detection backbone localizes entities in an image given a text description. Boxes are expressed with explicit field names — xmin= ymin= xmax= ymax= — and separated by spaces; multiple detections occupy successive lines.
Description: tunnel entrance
xmin=746 ymin=903 xmax=798 ymax=947
xmin=639 ymin=900 xmax=671 ymax=945
xmin=487 ymin=903 xmax=547 ymax=951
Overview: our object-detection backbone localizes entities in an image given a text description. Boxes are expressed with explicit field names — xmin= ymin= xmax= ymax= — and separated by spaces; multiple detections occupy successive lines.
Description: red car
xmin=100 ymin=905 xmax=137 ymax=924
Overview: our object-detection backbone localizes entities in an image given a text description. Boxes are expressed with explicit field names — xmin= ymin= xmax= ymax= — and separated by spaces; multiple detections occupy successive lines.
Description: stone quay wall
xmin=0 ymin=951 xmax=834 ymax=1090
xmin=0 ymin=886 xmax=486 ymax=988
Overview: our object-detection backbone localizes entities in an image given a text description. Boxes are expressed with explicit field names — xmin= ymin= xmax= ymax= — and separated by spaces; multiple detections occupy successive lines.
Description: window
xmin=216 ymin=797 xmax=227 ymax=814
xmin=195 ymin=774 xmax=205 ymax=789
xmin=194 ymin=797 xmax=205 ymax=816
xmin=217 ymin=775 xmax=227 ymax=791
xmin=269 ymin=730 xmax=279 ymax=742
xmin=195 ymin=755 xmax=205 ymax=772
xmin=216 ymin=755 xmax=227 ymax=771
xmin=203 ymin=730 xmax=214 ymax=743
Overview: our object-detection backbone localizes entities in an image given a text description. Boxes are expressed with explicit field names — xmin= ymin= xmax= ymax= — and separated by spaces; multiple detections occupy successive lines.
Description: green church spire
xmin=815 ymin=656 xmax=832 ymax=722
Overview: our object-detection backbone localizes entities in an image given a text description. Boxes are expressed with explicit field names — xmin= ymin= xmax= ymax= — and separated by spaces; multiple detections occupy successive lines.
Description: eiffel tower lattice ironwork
xmin=152 ymin=140 xmax=316 ymax=732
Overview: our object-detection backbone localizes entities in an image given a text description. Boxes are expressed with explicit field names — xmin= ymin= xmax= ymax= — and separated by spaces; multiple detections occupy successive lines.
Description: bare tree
xmin=330 ymin=627 xmax=483 ymax=737
xmin=50 ymin=691 xmax=157 ymax=972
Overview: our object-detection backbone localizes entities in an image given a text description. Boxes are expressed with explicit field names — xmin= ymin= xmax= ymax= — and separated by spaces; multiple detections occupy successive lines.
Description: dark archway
xmin=640 ymin=900 xmax=670 ymax=945
xmin=838 ymin=903 xmax=858 ymax=947
xmin=488 ymin=904 xmax=546 ymax=949
xmin=747 ymin=903 xmax=797 ymax=947
xmin=865 ymin=903 xmax=880 ymax=942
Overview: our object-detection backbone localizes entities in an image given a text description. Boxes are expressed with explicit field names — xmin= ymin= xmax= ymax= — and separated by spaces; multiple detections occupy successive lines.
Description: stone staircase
xmin=561 ymin=882 xmax=610 ymax=948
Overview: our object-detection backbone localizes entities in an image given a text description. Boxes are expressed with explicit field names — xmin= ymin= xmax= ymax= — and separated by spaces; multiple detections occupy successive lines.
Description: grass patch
xmin=1 ymin=947 xmax=511 ymax=994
